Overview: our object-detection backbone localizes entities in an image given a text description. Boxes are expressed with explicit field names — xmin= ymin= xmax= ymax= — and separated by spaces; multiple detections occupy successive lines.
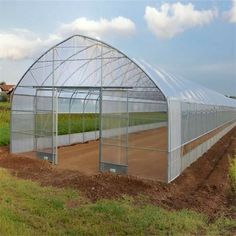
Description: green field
xmin=0 ymin=168 xmax=234 ymax=236
xmin=57 ymin=112 xmax=167 ymax=135
xmin=0 ymin=102 xmax=10 ymax=146
xmin=0 ymin=101 xmax=167 ymax=146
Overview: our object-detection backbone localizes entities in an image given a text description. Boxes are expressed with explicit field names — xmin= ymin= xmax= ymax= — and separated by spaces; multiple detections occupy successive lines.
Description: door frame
xmin=99 ymin=88 xmax=129 ymax=174
xmin=34 ymin=88 xmax=58 ymax=164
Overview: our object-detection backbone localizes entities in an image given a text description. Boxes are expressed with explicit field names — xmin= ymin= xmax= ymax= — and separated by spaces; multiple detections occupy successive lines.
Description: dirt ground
xmin=57 ymin=127 xmax=167 ymax=181
xmin=0 ymin=127 xmax=235 ymax=220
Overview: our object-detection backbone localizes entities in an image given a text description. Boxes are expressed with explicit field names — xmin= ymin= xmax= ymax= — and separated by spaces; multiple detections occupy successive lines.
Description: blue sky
xmin=0 ymin=0 xmax=235 ymax=95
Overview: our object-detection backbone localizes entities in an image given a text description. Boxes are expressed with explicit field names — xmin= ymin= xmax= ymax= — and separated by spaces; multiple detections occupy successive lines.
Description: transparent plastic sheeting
xmin=100 ymin=90 xmax=168 ymax=182
xmin=137 ymin=59 xmax=236 ymax=181
xmin=34 ymin=89 xmax=57 ymax=164
xmin=10 ymin=35 xmax=236 ymax=183
xmin=137 ymin=60 xmax=236 ymax=107
xmin=181 ymin=103 xmax=236 ymax=145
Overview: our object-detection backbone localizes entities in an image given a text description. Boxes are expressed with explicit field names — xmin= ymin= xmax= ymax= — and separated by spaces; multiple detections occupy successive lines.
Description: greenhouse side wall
xmin=167 ymin=99 xmax=236 ymax=182
xmin=167 ymin=100 xmax=182 ymax=182
xmin=181 ymin=121 xmax=235 ymax=171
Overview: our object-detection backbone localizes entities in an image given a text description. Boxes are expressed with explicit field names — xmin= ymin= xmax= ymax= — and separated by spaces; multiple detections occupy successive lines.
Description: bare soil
xmin=0 ymin=127 xmax=235 ymax=220
xmin=57 ymin=127 xmax=168 ymax=181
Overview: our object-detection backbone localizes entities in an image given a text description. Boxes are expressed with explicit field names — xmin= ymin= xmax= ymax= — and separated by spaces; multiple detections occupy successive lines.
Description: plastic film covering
xmin=100 ymin=89 xmax=168 ymax=181
xmin=100 ymin=90 xmax=129 ymax=173
xmin=127 ymin=90 xmax=168 ymax=182
xmin=11 ymin=35 xmax=236 ymax=183
xmin=181 ymin=103 xmax=236 ymax=145
xmin=35 ymin=89 xmax=57 ymax=163
xmin=137 ymin=60 xmax=236 ymax=182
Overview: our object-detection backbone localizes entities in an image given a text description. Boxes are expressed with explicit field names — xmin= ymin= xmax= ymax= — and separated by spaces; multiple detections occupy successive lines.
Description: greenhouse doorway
xmin=35 ymin=88 xmax=58 ymax=165
xmin=34 ymin=86 xmax=130 ymax=176
xmin=100 ymin=89 xmax=129 ymax=174
xmin=56 ymin=87 xmax=100 ymax=175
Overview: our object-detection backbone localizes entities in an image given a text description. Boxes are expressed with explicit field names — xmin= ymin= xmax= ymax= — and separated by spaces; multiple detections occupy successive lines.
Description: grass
xmin=36 ymin=112 xmax=166 ymax=136
xmin=0 ymin=102 xmax=11 ymax=109
xmin=57 ymin=113 xmax=99 ymax=135
xmin=229 ymin=155 xmax=236 ymax=193
xmin=0 ymin=102 xmax=10 ymax=146
xmin=57 ymin=112 xmax=167 ymax=135
xmin=0 ymin=168 xmax=235 ymax=236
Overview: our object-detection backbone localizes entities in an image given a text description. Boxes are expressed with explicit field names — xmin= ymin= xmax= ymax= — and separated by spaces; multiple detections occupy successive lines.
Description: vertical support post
xmin=69 ymin=96 xmax=72 ymax=145
xmin=97 ymin=96 xmax=100 ymax=139
xmin=82 ymin=97 xmax=85 ymax=143
xmin=55 ymin=88 xmax=58 ymax=164
xmin=126 ymin=90 xmax=129 ymax=167
xmin=68 ymin=89 xmax=78 ymax=145
xmin=167 ymin=99 xmax=171 ymax=182
xmin=34 ymin=89 xmax=38 ymax=152
xmin=52 ymin=48 xmax=57 ymax=165
xmin=95 ymin=98 xmax=98 ymax=139
xmin=82 ymin=91 xmax=91 ymax=143
xmin=99 ymin=45 xmax=103 ymax=171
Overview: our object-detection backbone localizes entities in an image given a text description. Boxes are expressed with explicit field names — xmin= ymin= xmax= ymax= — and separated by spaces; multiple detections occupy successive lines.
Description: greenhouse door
xmin=34 ymin=88 xmax=58 ymax=164
xmin=100 ymin=89 xmax=128 ymax=174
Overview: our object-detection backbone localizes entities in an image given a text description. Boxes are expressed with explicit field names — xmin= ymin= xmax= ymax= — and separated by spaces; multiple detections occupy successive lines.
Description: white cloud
xmin=144 ymin=3 xmax=218 ymax=39
xmin=0 ymin=29 xmax=59 ymax=60
xmin=57 ymin=16 xmax=136 ymax=38
xmin=223 ymin=0 xmax=236 ymax=23
xmin=0 ymin=16 xmax=135 ymax=60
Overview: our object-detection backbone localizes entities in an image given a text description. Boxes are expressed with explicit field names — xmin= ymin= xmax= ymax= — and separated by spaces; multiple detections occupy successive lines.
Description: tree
xmin=0 ymin=91 xmax=8 ymax=102
xmin=0 ymin=81 xmax=6 ymax=85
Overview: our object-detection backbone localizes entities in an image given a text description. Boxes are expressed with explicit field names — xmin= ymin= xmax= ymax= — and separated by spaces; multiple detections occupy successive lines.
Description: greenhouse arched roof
xmin=14 ymin=34 xmax=236 ymax=108
xmin=136 ymin=60 xmax=236 ymax=108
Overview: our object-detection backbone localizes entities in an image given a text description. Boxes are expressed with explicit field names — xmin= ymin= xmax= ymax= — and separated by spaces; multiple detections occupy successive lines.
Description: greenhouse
xmin=10 ymin=35 xmax=236 ymax=182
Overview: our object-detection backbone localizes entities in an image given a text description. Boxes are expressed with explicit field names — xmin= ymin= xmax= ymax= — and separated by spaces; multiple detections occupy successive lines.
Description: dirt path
xmin=0 ymin=127 xmax=235 ymax=220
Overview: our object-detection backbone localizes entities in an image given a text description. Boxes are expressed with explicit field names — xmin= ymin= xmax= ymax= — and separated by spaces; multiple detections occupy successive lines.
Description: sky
xmin=0 ymin=0 xmax=235 ymax=96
